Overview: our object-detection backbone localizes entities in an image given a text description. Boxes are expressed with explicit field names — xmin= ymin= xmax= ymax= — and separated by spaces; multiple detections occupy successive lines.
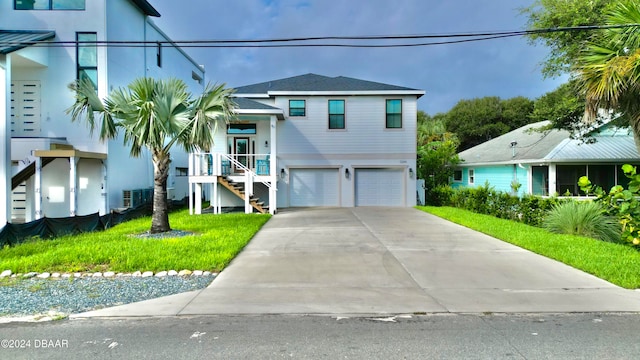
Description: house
xmin=188 ymin=73 xmax=425 ymax=214
xmin=453 ymin=121 xmax=640 ymax=196
xmin=0 ymin=0 xmax=205 ymax=224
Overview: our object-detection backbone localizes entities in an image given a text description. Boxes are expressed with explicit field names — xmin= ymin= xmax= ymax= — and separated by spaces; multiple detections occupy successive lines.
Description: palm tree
xmin=67 ymin=77 xmax=235 ymax=233
xmin=576 ymin=0 xmax=640 ymax=149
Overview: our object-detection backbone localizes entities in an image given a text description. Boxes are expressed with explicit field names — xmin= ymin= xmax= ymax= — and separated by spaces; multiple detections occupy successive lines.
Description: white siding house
xmin=189 ymin=74 xmax=425 ymax=214
xmin=0 ymin=0 xmax=205 ymax=224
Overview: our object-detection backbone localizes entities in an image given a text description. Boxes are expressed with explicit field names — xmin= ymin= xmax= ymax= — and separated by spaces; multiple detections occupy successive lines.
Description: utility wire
xmin=3 ymin=23 xmax=639 ymax=48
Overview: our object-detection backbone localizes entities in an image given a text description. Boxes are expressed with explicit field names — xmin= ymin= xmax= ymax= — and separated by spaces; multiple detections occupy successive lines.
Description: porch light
xmin=265 ymin=140 xmax=269 ymax=148
xmin=280 ymin=168 xmax=286 ymax=179
xmin=345 ymin=168 xmax=350 ymax=179
xmin=409 ymin=168 xmax=414 ymax=178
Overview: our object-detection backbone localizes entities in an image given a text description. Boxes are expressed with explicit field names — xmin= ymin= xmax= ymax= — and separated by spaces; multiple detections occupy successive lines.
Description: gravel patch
xmin=0 ymin=275 xmax=215 ymax=318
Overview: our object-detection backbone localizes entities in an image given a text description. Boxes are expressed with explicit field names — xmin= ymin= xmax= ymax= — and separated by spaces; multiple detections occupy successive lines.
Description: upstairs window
xmin=15 ymin=0 xmax=85 ymax=10
xmin=76 ymin=32 xmax=97 ymax=89
xmin=289 ymin=100 xmax=305 ymax=117
xmin=328 ymin=100 xmax=345 ymax=129
xmin=386 ymin=99 xmax=402 ymax=129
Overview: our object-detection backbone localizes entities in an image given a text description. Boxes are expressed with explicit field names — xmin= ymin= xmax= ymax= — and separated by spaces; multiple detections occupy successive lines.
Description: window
xmin=468 ymin=169 xmax=475 ymax=185
xmin=227 ymin=124 xmax=256 ymax=134
xmin=328 ymin=100 xmax=345 ymax=129
xmin=386 ymin=99 xmax=402 ymax=128
xmin=453 ymin=169 xmax=463 ymax=182
xmin=15 ymin=0 xmax=85 ymax=10
xmin=76 ymin=32 xmax=97 ymax=89
xmin=289 ymin=100 xmax=305 ymax=117
xmin=175 ymin=167 xmax=188 ymax=177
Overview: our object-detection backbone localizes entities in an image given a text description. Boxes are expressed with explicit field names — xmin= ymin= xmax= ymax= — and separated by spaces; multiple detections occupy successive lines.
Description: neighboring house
xmin=0 ymin=0 xmax=205 ymax=224
xmin=188 ymin=73 xmax=425 ymax=214
xmin=453 ymin=121 xmax=640 ymax=196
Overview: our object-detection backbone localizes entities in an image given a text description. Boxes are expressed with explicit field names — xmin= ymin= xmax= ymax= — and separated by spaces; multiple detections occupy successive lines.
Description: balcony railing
xmin=189 ymin=153 xmax=272 ymax=177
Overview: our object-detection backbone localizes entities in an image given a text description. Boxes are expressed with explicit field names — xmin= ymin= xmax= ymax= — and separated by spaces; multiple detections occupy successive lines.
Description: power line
xmin=3 ymin=24 xmax=639 ymax=49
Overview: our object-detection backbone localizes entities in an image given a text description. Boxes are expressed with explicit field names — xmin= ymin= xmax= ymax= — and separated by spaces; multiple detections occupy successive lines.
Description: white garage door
xmin=290 ymin=168 xmax=340 ymax=207
xmin=355 ymin=168 xmax=404 ymax=206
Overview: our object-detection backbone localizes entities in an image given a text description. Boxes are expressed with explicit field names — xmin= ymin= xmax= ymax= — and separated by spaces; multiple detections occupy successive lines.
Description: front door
xmin=234 ymin=137 xmax=249 ymax=172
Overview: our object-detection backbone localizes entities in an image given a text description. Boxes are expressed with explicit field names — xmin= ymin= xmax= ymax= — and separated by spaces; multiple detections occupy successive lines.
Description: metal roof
xmin=458 ymin=121 xmax=640 ymax=166
xmin=545 ymin=133 xmax=640 ymax=162
xmin=0 ymin=30 xmax=55 ymax=55
xmin=235 ymin=73 xmax=424 ymax=96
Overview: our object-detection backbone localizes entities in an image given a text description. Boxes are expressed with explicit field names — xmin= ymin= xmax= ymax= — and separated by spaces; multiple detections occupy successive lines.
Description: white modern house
xmin=0 ymin=0 xmax=205 ymax=224
xmin=189 ymin=73 xmax=425 ymax=214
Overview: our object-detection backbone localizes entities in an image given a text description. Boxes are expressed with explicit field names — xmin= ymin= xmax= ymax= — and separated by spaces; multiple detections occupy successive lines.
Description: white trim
xmin=268 ymin=90 xmax=425 ymax=97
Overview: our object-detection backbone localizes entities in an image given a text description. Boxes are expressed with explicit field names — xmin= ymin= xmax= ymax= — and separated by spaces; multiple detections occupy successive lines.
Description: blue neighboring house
xmin=453 ymin=121 xmax=640 ymax=196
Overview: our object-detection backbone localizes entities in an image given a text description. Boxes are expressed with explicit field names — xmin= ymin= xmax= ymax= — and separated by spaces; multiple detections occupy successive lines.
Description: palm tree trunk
xmin=150 ymin=150 xmax=171 ymax=233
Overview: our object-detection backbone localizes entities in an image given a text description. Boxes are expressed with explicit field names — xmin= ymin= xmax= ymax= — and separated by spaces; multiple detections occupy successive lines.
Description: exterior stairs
xmin=217 ymin=176 xmax=268 ymax=214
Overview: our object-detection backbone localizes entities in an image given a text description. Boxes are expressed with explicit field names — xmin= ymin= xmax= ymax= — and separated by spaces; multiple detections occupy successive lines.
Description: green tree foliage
xmin=67 ymin=77 xmax=235 ymax=233
xmin=530 ymin=80 xmax=586 ymax=131
xmin=575 ymin=0 xmax=640 ymax=148
xmin=444 ymin=96 xmax=535 ymax=151
xmin=580 ymin=164 xmax=640 ymax=246
xmin=416 ymin=111 xmax=460 ymax=202
xmin=520 ymin=0 xmax=616 ymax=78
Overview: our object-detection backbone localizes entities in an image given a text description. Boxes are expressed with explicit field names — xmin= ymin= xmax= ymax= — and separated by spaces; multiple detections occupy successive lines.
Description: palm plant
xmin=576 ymin=0 xmax=640 ymax=148
xmin=543 ymin=201 xmax=621 ymax=243
xmin=67 ymin=77 xmax=235 ymax=233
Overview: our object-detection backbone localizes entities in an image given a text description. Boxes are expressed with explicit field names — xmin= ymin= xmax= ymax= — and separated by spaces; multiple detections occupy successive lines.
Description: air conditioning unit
xmin=123 ymin=188 xmax=152 ymax=208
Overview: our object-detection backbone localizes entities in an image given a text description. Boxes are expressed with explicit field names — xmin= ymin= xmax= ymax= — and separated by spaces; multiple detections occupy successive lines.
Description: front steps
xmin=217 ymin=176 xmax=268 ymax=214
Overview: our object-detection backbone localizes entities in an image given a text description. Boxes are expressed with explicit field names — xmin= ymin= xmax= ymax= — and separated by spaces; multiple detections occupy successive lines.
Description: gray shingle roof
xmin=233 ymin=97 xmax=281 ymax=111
xmin=234 ymin=73 xmax=423 ymax=95
xmin=0 ymin=30 xmax=55 ymax=55
xmin=459 ymin=121 xmax=569 ymax=165
xmin=458 ymin=121 xmax=640 ymax=165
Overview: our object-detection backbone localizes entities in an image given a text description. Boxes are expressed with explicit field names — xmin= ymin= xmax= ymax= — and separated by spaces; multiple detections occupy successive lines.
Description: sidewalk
xmin=73 ymin=207 xmax=640 ymax=318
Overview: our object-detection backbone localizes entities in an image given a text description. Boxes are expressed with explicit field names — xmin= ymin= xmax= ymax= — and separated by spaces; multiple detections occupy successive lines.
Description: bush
xmin=426 ymin=185 xmax=455 ymax=206
xmin=543 ymin=201 xmax=621 ymax=243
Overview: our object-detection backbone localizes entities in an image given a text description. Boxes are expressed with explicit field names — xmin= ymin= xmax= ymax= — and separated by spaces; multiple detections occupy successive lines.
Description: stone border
xmin=0 ymin=269 xmax=217 ymax=279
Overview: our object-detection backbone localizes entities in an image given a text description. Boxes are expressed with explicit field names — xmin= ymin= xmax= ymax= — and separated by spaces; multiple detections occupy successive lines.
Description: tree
xmin=575 ymin=0 xmax=640 ymax=150
xmin=521 ymin=0 xmax=616 ymax=78
xmin=416 ymin=115 xmax=460 ymax=198
xmin=444 ymin=96 xmax=535 ymax=151
xmin=530 ymin=80 xmax=586 ymax=131
xmin=67 ymin=77 xmax=235 ymax=233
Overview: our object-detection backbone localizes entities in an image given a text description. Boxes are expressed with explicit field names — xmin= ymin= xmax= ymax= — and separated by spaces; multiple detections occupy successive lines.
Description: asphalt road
xmin=1 ymin=313 xmax=639 ymax=359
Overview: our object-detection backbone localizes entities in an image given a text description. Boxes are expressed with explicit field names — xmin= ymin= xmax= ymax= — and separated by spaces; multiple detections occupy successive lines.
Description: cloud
xmin=151 ymin=0 xmax=564 ymax=114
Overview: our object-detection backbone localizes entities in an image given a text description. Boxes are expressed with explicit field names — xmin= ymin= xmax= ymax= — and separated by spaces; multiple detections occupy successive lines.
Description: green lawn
xmin=418 ymin=206 xmax=640 ymax=289
xmin=0 ymin=209 xmax=270 ymax=274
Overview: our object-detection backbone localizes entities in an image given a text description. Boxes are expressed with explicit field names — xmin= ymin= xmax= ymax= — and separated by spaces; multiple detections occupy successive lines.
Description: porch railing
xmin=189 ymin=153 xmax=272 ymax=177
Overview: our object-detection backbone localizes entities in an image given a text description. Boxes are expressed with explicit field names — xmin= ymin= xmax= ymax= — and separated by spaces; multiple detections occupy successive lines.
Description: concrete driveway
xmin=76 ymin=207 xmax=640 ymax=317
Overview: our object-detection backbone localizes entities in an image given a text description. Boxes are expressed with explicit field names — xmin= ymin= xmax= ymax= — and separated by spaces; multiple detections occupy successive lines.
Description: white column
xmin=101 ymin=160 xmax=108 ymax=215
xmin=269 ymin=116 xmax=277 ymax=214
xmin=194 ymin=183 xmax=202 ymax=214
xmin=548 ymin=164 xmax=557 ymax=196
xmin=35 ymin=157 xmax=42 ymax=220
xmin=70 ymin=156 xmax=78 ymax=216
xmin=0 ymin=55 xmax=10 ymax=225
xmin=212 ymin=181 xmax=218 ymax=214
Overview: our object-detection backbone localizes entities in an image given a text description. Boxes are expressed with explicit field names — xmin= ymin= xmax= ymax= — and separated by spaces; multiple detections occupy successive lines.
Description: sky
xmin=150 ymin=0 xmax=569 ymax=115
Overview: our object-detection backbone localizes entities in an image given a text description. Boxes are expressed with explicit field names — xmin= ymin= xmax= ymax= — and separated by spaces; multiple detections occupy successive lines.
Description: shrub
xmin=426 ymin=185 xmax=455 ymax=206
xmin=543 ymin=201 xmax=621 ymax=243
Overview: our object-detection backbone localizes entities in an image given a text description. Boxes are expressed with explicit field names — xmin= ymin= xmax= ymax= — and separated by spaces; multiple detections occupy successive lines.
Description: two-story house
xmin=188 ymin=73 xmax=425 ymax=214
xmin=1 ymin=0 xmax=205 ymax=224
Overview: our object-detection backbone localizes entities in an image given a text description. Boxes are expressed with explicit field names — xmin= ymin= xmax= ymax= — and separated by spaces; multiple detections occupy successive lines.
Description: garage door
xmin=355 ymin=168 xmax=404 ymax=206
xmin=290 ymin=168 xmax=340 ymax=207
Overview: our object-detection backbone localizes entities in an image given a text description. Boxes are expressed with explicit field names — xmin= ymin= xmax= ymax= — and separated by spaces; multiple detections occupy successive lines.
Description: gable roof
xmin=130 ymin=0 xmax=161 ymax=17
xmin=458 ymin=121 xmax=640 ymax=166
xmin=0 ymin=30 xmax=56 ymax=54
xmin=234 ymin=73 xmax=425 ymax=98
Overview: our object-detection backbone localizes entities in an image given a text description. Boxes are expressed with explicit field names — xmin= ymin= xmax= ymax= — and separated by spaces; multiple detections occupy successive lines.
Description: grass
xmin=417 ymin=206 xmax=640 ymax=289
xmin=0 ymin=209 xmax=270 ymax=274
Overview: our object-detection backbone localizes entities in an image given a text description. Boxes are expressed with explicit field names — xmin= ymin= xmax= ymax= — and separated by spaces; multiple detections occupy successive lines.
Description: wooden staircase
xmin=217 ymin=176 xmax=268 ymax=214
